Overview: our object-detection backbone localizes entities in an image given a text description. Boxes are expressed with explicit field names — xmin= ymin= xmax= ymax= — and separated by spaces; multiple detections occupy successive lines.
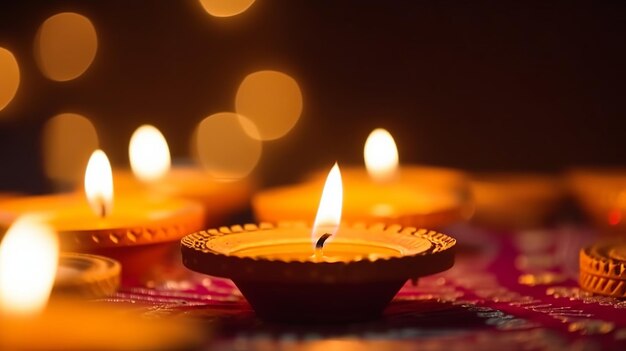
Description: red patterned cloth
xmin=97 ymin=225 xmax=626 ymax=351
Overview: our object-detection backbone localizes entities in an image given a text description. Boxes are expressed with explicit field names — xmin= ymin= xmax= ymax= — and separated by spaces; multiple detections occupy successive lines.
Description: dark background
xmin=0 ymin=0 xmax=625 ymax=193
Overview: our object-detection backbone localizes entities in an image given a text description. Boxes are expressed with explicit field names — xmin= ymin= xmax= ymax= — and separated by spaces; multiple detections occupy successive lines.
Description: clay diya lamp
xmin=0 ymin=150 xmax=204 ymax=284
xmin=114 ymin=125 xmax=253 ymax=227
xmin=182 ymin=163 xmax=457 ymax=323
xmin=253 ymin=129 xmax=470 ymax=228
xmin=579 ymin=241 xmax=626 ymax=298
xmin=469 ymin=172 xmax=565 ymax=229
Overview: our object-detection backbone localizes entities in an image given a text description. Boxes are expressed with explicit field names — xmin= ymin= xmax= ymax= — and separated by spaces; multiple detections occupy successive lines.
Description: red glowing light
xmin=608 ymin=209 xmax=622 ymax=226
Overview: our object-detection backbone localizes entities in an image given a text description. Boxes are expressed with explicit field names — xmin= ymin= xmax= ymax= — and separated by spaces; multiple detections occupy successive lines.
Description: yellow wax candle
xmin=219 ymin=225 xmax=429 ymax=262
xmin=254 ymin=129 xmax=469 ymax=228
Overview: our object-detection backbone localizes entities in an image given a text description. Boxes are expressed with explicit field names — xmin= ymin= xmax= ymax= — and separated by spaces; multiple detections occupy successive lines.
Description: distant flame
xmin=364 ymin=128 xmax=399 ymax=183
xmin=129 ymin=125 xmax=171 ymax=182
xmin=84 ymin=149 xmax=113 ymax=217
xmin=0 ymin=216 xmax=59 ymax=316
xmin=311 ymin=163 xmax=343 ymax=247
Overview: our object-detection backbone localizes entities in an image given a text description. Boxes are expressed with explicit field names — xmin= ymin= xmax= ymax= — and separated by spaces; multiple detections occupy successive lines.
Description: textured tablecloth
xmin=97 ymin=225 xmax=626 ymax=351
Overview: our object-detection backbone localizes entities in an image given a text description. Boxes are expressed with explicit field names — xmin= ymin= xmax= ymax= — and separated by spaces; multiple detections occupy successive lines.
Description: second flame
xmin=364 ymin=128 xmax=399 ymax=183
xmin=84 ymin=149 xmax=113 ymax=217
xmin=129 ymin=125 xmax=171 ymax=182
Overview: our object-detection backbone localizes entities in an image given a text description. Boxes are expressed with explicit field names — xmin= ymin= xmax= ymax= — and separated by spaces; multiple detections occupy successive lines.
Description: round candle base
xmin=181 ymin=222 xmax=456 ymax=323
xmin=53 ymin=253 xmax=121 ymax=298
xmin=235 ymin=280 xmax=405 ymax=323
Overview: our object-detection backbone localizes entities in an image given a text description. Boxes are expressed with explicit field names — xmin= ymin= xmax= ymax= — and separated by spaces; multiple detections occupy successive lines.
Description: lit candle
xmin=182 ymin=163 xmax=457 ymax=323
xmin=0 ymin=216 xmax=201 ymax=350
xmin=114 ymin=125 xmax=253 ymax=227
xmin=0 ymin=150 xmax=204 ymax=283
xmin=253 ymin=128 xmax=469 ymax=228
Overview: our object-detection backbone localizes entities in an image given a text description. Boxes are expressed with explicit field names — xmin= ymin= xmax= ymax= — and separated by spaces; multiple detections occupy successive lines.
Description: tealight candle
xmin=182 ymin=163 xmax=457 ymax=323
xmin=253 ymin=129 xmax=469 ymax=228
xmin=0 ymin=150 xmax=204 ymax=283
xmin=0 ymin=216 xmax=201 ymax=350
xmin=53 ymin=252 xmax=121 ymax=299
xmin=469 ymin=172 xmax=565 ymax=229
xmin=568 ymin=168 xmax=626 ymax=233
xmin=113 ymin=125 xmax=253 ymax=227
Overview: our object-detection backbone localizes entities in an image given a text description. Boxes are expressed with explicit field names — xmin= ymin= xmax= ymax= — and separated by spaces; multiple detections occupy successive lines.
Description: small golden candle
xmin=253 ymin=129 xmax=469 ymax=228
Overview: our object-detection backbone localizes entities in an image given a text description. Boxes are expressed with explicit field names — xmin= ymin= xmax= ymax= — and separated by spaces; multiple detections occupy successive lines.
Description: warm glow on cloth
xmin=364 ymin=128 xmax=399 ymax=183
xmin=235 ymin=70 xmax=303 ymax=140
xmin=129 ymin=125 xmax=171 ymax=182
xmin=0 ymin=216 xmax=59 ymax=317
xmin=0 ymin=47 xmax=19 ymax=113
xmin=311 ymin=163 xmax=343 ymax=245
xmin=43 ymin=113 xmax=99 ymax=187
xmin=35 ymin=12 xmax=97 ymax=81
xmin=84 ymin=150 xmax=114 ymax=217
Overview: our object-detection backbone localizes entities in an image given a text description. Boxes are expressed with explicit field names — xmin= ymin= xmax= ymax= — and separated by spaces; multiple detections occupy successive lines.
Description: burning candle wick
xmin=314 ymin=233 xmax=333 ymax=259
xmin=99 ymin=199 xmax=107 ymax=219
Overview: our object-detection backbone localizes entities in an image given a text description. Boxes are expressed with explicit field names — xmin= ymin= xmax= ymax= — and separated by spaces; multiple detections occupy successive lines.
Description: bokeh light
xmin=193 ymin=112 xmax=262 ymax=180
xmin=199 ymin=0 xmax=256 ymax=18
xmin=235 ymin=70 xmax=303 ymax=140
xmin=43 ymin=113 xmax=99 ymax=188
xmin=34 ymin=12 xmax=98 ymax=82
xmin=0 ymin=47 xmax=20 ymax=113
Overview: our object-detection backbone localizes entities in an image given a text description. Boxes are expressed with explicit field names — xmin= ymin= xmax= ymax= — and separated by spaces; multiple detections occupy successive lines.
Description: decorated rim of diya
xmin=63 ymin=210 xmax=204 ymax=250
xmin=580 ymin=242 xmax=626 ymax=280
xmin=579 ymin=270 xmax=626 ymax=298
xmin=0 ymin=195 xmax=205 ymax=250
xmin=579 ymin=242 xmax=626 ymax=298
xmin=53 ymin=252 xmax=121 ymax=299
xmin=181 ymin=222 xmax=456 ymax=284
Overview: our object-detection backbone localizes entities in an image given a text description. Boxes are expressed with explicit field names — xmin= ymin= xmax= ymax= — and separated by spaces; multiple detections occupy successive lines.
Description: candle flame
xmin=0 ymin=216 xmax=59 ymax=316
xmin=311 ymin=163 xmax=343 ymax=247
xmin=84 ymin=149 xmax=113 ymax=217
xmin=364 ymin=128 xmax=399 ymax=183
xmin=129 ymin=125 xmax=171 ymax=182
